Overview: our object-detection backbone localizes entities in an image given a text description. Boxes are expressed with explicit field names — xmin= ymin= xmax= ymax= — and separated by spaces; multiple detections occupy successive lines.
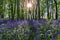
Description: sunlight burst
xmin=27 ymin=3 xmax=32 ymax=9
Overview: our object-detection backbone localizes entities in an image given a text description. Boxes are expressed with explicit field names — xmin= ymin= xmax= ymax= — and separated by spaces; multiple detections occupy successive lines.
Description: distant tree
xmin=46 ymin=0 xmax=50 ymax=19
xmin=54 ymin=0 xmax=58 ymax=19
xmin=37 ymin=0 xmax=40 ymax=20
xmin=9 ymin=0 xmax=14 ymax=20
xmin=0 ymin=0 xmax=4 ymax=18
xmin=17 ymin=0 xmax=20 ymax=20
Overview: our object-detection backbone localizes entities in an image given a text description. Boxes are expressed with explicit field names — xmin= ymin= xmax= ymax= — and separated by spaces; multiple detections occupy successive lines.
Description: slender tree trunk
xmin=8 ymin=3 xmax=11 ymax=20
xmin=10 ymin=0 xmax=14 ymax=20
xmin=42 ymin=10 xmax=44 ymax=19
xmin=54 ymin=0 xmax=58 ymax=19
xmin=0 ymin=0 xmax=4 ymax=18
xmin=35 ymin=8 xmax=37 ymax=20
xmin=2 ymin=0 xmax=5 ymax=18
xmin=17 ymin=0 xmax=20 ymax=20
xmin=51 ymin=1 xmax=53 ymax=19
xmin=47 ymin=0 xmax=50 ymax=19
xmin=8 ymin=0 xmax=11 ymax=19
xmin=21 ymin=9 xmax=24 ymax=20
xmin=37 ymin=0 xmax=40 ymax=20
xmin=13 ymin=0 xmax=16 ymax=20
xmin=20 ymin=1 xmax=24 ymax=20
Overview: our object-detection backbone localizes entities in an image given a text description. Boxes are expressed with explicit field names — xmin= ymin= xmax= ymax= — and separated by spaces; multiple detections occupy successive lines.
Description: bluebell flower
xmin=38 ymin=20 xmax=48 ymax=26
xmin=23 ymin=20 xmax=28 ymax=23
xmin=28 ymin=20 xmax=33 ymax=26
xmin=50 ymin=20 xmax=58 ymax=24
xmin=0 ymin=20 xmax=7 ymax=25
xmin=15 ymin=38 xmax=19 ymax=40
xmin=35 ymin=30 xmax=40 ymax=35
xmin=52 ymin=37 xmax=56 ymax=40
xmin=45 ymin=30 xmax=51 ymax=38
xmin=0 ymin=29 xmax=5 ymax=33
xmin=17 ymin=20 xmax=22 ymax=25
xmin=57 ymin=32 xmax=60 ymax=35
xmin=8 ymin=30 xmax=14 ymax=33
xmin=24 ymin=31 xmax=30 ymax=34
xmin=0 ymin=20 xmax=4 ymax=24
xmin=50 ymin=20 xmax=59 ymax=26
xmin=22 ymin=20 xmax=29 ymax=26
xmin=52 ymin=30 xmax=58 ymax=39
xmin=16 ymin=30 xmax=21 ymax=34
xmin=54 ymin=30 xmax=58 ymax=34
xmin=33 ymin=20 xmax=40 ymax=28
xmin=30 ymin=27 xmax=37 ymax=33
xmin=0 ymin=23 xmax=6 ymax=27
xmin=57 ymin=21 xmax=60 ymax=27
xmin=5 ymin=21 xmax=18 ymax=28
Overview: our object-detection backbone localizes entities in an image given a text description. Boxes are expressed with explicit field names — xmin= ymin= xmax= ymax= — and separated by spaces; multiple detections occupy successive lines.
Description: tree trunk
xmin=0 ymin=0 xmax=4 ymax=18
xmin=54 ymin=0 xmax=58 ymax=19
xmin=17 ymin=0 xmax=20 ymax=20
xmin=2 ymin=0 xmax=4 ymax=18
xmin=10 ymin=0 xmax=14 ymax=20
xmin=47 ymin=0 xmax=50 ymax=19
xmin=37 ymin=0 xmax=40 ymax=20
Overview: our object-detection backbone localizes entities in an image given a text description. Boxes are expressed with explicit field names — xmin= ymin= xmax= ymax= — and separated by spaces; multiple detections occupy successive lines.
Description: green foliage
xmin=0 ymin=0 xmax=59 ymax=20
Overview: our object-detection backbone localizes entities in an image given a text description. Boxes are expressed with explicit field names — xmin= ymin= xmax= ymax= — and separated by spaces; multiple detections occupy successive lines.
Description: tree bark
xmin=54 ymin=0 xmax=58 ymax=19
xmin=17 ymin=0 xmax=20 ymax=20
xmin=10 ymin=0 xmax=14 ymax=20
xmin=37 ymin=0 xmax=40 ymax=20
xmin=0 ymin=0 xmax=4 ymax=18
xmin=47 ymin=0 xmax=50 ymax=19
